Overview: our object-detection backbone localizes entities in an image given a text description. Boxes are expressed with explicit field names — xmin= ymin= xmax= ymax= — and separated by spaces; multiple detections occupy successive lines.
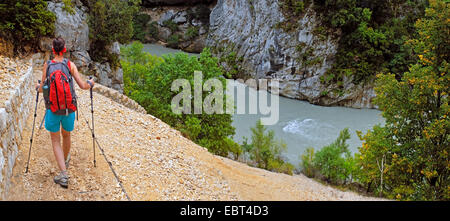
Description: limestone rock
xmin=107 ymin=42 xmax=121 ymax=56
xmin=46 ymin=2 xmax=89 ymax=52
xmin=207 ymin=0 xmax=376 ymax=108
xmin=158 ymin=10 xmax=176 ymax=26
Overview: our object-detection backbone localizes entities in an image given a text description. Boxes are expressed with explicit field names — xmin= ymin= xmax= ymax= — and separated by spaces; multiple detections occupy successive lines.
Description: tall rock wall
xmin=207 ymin=0 xmax=375 ymax=108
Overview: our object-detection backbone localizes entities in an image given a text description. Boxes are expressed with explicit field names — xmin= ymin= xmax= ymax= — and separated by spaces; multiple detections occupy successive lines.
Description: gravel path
xmin=6 ymin=68 xmax=383 ymax=201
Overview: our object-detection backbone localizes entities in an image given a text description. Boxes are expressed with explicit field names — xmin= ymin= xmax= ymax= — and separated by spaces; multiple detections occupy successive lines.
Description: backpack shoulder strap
xmin=45 ymin=60 xmax=53 ymax=78
xmin=62 ymin=58 xmax=72 ymax=76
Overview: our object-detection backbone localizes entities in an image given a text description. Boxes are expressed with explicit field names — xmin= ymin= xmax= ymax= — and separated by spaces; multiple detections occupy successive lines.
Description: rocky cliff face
xmin=207 ymin=0 xmax=375 ymax=108
xmin=137 ymin=4 xmax=212 ymax=53
xmin=38 ymin=1 xmax=124 ymax=93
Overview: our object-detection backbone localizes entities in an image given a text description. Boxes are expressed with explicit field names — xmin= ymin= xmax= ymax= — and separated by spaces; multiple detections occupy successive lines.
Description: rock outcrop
xmin=207 ymin=0 xmax=376 ymax=108
xmin=138 ymin=5 xmax=211 ymax=53
xmin=40 ymin=1 xmax=124 ymax=93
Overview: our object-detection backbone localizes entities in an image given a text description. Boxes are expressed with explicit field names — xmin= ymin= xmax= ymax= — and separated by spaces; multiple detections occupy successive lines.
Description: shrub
xmin=244 ymin=120 xmax=294 ymax=175
xmin=62 ymin=0 xmax=75 ymax=15
xmin=0 ymin=0 xmax=55 ymax=51
xmin=185 ymin=26 xmax=199 ymax=41
xmin=313 ymin=128 xmax=354 ymax=184
xmin=87 ymin=0 xmax=139 ymax=62
xmin=300 ymin=129 xmax=356 ymax=184
xmin=167 ymin=34 xmax=180 ymax=48
xmin=133 ymin=13 xmax=151 ymax=42
xmin=148 ymin=21 xmax=159 ymax=40
xmin=300 ymin=147 xmax=316 ymax=177
xmin=163 ymin=19 xmax=178 ymax=33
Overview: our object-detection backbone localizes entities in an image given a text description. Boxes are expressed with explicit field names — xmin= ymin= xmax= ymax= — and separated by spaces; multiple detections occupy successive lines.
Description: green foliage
xmin=314 ymin=0 xmax=427 ymax=85
xmin=167 ymin=34 xmax=180 ymax=48
xmin=312 ymin=128 xmax=355 ymax=184
xmin=185 ymin=26 xmax=199 ymax=41
xmin=62 ymin=0 xmax=75 ymax=15
xmin=120 ymin=41 xmax=163 ymax=96
xmin=300 ymin=147 xmax=316 ymax=177
xmin=121 ymin=42 xmax=240 ymax=157
xmin=87 ymin=0 xmax=140 ymax=62
xmin=163 ymin=19 xmax=178 ymax=33
xmin=212 ymin=45 xmax=245 ymax=79
xmin=280 ymin=0 xmax=310 ymax=16
xmin=148 ymin=21 xmax=159 ymax=40
xmin=132 ymin=13 xmax=151 ymax=42
xmin=243 ymin=120 xmax=294 ymax=175
xmin=358 ymin=0 xmax=449 ymax=201
xmin=0 ymin=0 xmax=55 ymax=50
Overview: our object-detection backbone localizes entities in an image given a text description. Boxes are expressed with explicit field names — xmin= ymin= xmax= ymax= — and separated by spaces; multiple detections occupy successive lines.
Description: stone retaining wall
xmin=0 ymin=62 xmax=34 ymax=199
xmin=91 ymin=83 xmax=147 ymax=114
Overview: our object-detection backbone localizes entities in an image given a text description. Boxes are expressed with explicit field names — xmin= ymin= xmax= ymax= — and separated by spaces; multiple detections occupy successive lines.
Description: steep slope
xmin=6 ymin=68 xmax=380 ymax=201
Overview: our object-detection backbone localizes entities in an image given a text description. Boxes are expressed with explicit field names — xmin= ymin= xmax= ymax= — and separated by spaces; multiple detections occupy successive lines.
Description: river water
xmin=142 ymin=44 xmax=385 ymax=166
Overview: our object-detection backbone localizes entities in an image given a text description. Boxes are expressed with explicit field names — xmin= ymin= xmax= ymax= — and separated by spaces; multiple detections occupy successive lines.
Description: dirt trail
xmin=6 ymin=69 xmax=381 ymax=201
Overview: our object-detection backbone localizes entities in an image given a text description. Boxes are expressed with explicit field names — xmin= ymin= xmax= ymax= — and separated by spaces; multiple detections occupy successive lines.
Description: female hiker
xmin=36 ymin=37 xmax=95 ymax=188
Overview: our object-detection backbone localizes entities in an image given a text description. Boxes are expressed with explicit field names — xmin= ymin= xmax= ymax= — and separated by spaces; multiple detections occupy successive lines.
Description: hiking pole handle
xmin=87 ymin=77 xmax=94 ymax=98
xmin=35 ymin=80 xmax=41 ymax=92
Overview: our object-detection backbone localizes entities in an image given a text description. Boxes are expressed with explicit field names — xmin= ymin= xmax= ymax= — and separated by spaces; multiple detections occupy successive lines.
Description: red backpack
xmin=44 ymin=59 xmax=77 ymax=116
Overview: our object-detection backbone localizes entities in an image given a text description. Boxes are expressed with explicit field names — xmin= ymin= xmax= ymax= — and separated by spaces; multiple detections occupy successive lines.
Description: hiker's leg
xmin=61 ymin=128 xmax=71 ymax=160
xmin=50 ymin=130 xmax=66 ymax=172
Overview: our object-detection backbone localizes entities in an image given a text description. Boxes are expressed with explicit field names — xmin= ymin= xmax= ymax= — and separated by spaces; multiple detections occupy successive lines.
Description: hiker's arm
xmin=36 ymin=63 xmax=47 ymax=93
xmin=70 ymin=61 xmax=95 ymax=90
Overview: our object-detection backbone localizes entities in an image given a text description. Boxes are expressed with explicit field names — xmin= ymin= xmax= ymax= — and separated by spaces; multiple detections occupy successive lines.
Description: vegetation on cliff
xmin=0 ymin=0 xmax=55 ymax=52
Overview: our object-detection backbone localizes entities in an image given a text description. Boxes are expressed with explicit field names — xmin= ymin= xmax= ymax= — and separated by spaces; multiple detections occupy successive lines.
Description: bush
xmin=163 ymin=20 xmax=178 ymax=33
xmin=148 ymin=21 xmax=159 ymax=40
xmin=0 ymin=0 xmax=55 ymax=51
xmin=133 ymin=13 xmax=151 ymax=42
xmin=243 ymin=120 xmax=294 ymax=175
xmin=300 ymin=129 xmax=356 ymax=184
xmin=300 ymin=147 xmax=316 ymax=177
xmin=185 ymin=26 xmax=199 ymax=41
xmin=87 ymin=0 xmax=139 ymax=62
xmin=121 ymin=42 xmax=240 ymax=157
xmin=313 ymin=128 xmax=355 ymax=184
xmin=167 ymin=34 xmax=180 ymax=48
xmin=62 ymin=0 xmax=75 ymax=15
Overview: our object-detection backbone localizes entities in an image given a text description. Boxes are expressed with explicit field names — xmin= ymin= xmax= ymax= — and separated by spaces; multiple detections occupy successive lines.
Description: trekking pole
xmin=25 ymin=80 xmax=41 ymax=173
xmin=39 ymin=111 xmax=46 ymax=130
xmin=88 ymin=77 xmax=96 ymax=167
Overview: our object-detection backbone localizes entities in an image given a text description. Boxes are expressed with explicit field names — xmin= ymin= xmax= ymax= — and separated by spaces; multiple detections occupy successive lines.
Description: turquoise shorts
xmin=44 ymin=109 xmax=75 ymax=133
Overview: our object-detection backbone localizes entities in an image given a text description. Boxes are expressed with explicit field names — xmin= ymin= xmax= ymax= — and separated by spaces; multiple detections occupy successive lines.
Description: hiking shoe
xmin=65 ymin=153 xmax=71 ymax=169
xmin=54 ymin=171 xmax=69 ymax=188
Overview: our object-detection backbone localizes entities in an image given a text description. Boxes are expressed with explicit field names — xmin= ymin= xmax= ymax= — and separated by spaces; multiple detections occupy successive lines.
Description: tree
xmin=359 ymin=0 xmax=449 ymax=200
xmin=87 ymin=0 xmax=140 ymax=61
xmin=0 ymin=0 xmax=55 ymax=52
xmin=313 ymin=128 xmax=355 ymax=184
xmin=247 ymin=120 xmax=293 ymax=174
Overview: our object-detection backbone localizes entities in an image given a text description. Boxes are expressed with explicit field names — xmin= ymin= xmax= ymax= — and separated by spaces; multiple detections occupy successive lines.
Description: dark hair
xmin=52 ymin=37 xmax=65 ymax=53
